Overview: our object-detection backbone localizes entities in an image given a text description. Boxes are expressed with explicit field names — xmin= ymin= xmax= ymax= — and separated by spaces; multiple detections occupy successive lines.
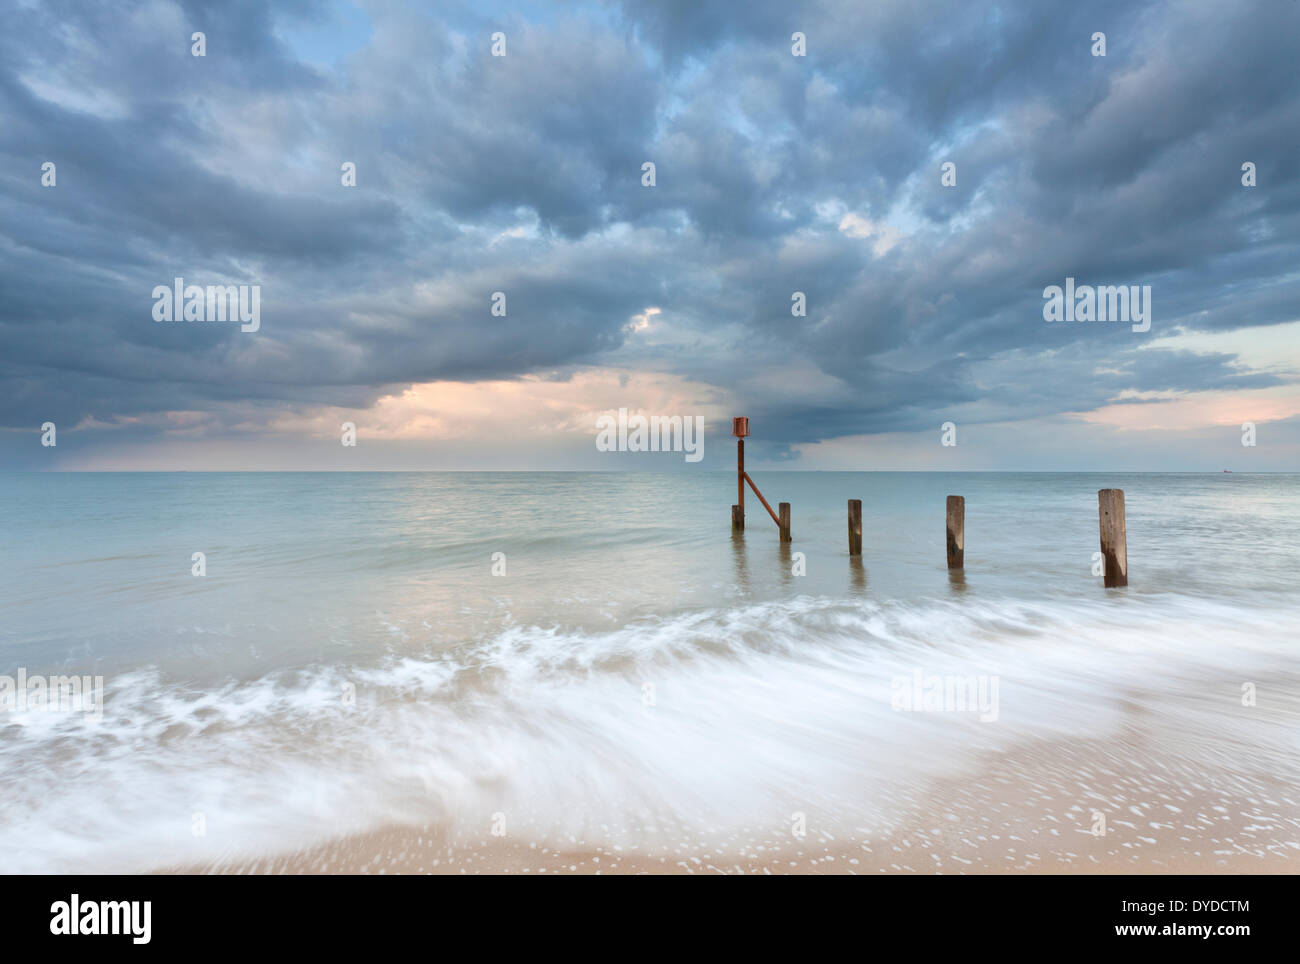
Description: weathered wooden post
xmin=1098 ymin=488 xmax=1127 ymax=587
xmin=847 ymin=499 xmax=862 ymax=556
xmin=732 ymin=417 xmax=749 ymax=530
xmin=778 ymin=502 xmax=791 ymax=542
xmin=946 ymin=496 xmax=964 ymax=569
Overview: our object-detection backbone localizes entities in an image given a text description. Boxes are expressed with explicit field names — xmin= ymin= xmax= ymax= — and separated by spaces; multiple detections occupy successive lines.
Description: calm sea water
xmin=1 ymin=471 xmax=1297 ymax=871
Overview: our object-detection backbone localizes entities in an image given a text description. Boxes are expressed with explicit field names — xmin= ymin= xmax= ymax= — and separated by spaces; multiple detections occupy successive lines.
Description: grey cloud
xmin=1 ymin=0 xmax=1297 ymax=463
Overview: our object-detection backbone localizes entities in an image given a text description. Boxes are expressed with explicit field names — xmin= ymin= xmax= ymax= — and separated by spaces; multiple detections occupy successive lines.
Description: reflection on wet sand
xmin=730 ymin=527 xmax=748 ymax=591
xmin=849 ymin=555 xmax=867 ymax=593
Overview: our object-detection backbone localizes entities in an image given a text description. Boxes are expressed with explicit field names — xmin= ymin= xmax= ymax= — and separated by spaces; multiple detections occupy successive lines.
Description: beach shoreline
xmin=160 ymin=735 xmax=1300 ymax=875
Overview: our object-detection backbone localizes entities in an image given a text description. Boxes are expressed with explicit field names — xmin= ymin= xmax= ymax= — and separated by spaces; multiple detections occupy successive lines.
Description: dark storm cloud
xmin=1 ymin=0 xmax=1297 ymax=461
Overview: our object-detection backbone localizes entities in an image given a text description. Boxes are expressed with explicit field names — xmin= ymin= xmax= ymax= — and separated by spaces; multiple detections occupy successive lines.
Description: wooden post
xmin=731 ymin=504 xmax=742 ymax=529
xmin=847 ymin=499 xmax=862 ymax=556
xmin=735 ymin=432 xmax=745 ymax=531
xmin=778 ymin=503 xmax=791 ymax=542
xmin=1098 ymin=489 xmax=1127 ymax=587
xmin=946 ymin=496 xmax=964 ymax=569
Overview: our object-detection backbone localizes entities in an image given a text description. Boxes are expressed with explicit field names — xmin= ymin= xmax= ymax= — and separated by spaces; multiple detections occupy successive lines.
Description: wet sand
xmin=162 ymin=736 xmax=1300 ymax=875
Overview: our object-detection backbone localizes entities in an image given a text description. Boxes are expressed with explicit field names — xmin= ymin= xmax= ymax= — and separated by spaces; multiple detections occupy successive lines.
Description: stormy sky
xmin=2 ymin=0 xmax=1298 ymax=470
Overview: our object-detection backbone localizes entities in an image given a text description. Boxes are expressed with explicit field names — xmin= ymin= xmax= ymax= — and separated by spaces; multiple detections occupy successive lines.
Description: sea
xmin=1 ymin=471 xmax=1297 ymax=872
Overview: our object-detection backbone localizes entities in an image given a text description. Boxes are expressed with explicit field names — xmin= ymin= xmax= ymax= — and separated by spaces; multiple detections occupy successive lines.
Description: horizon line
xmin=2 ymin=469 xmax=1292 ymax=475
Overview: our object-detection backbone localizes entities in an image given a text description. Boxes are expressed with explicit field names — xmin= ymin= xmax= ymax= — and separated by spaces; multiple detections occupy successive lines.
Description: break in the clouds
xmin=1 ymin=0 xmax=1298 ymax=470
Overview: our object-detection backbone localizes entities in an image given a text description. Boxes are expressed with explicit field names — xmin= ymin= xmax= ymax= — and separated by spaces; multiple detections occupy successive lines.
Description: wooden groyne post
xmin=1098 ymin=488 xmax=1127 ymax=587
xmin=730 ymin=472 xmax=1129 ymax=586
xmin=946 ymin=495 xmax=964 ymax=569
xmin=847 ymin=499 xmax=862 ymax=555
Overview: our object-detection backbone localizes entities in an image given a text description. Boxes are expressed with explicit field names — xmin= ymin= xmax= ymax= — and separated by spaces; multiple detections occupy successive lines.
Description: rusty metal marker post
xmin=730 ymin=416 xmax=789 ymax=540
xmin=731 ymin=416 xmax=748 ymax=530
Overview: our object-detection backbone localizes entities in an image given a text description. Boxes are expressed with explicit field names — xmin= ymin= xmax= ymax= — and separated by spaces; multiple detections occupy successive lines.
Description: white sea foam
xmin=0 ymin=592 xmax=1296 ymax=873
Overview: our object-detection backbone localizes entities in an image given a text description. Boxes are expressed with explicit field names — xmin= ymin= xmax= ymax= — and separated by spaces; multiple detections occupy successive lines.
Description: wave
xmin=1 ymin=592 xmax=1296 ymax=873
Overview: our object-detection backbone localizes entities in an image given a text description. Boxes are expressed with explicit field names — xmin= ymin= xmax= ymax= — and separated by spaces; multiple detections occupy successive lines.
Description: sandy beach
xmin=166 ymin=734 xmax=1300 ymax=875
